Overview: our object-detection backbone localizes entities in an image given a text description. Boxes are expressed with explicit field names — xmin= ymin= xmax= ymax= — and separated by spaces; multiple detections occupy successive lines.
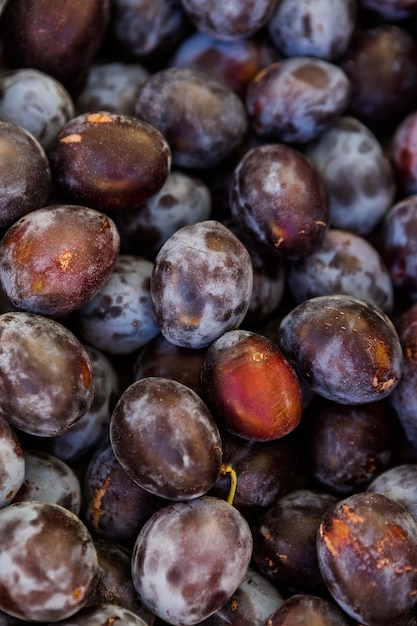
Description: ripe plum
xmin=0 ymin=204 xmax=120 ymax=317
xmin=201 ymin=329 xmax=303 ymax=441
xmin=0 ymin=121 xmax=51 ymax=228
xmin=150 ymin=220 xmax=253 ymax=349
xmin=50 ymin=112 xmax=171 ymax=213
xmin=131 ymin=495 xmax=253 ymax=625
xmin=278 ymin=294 xmax=403 ymax=404
xmin=0 ymin=501 xmax=98 ymax=622
xmin=134 ymin=67 xmax=248 ymax=169
xmin=0 ymin=311 xmax=94 ymax=436
xmin=0 ymin=416 xmax=24 ymax=509
xmin=230 ymin=143 xmax=329 ymax=260
xmin=110 ymin=376 xmax=222 ymax=500
xmin=287 ymin=228 xmax=394 ymax=314
xmin=246 ymin=57 xmax=351 ymax=143
xmin=317 ymin=492 xmax=417 ymax=624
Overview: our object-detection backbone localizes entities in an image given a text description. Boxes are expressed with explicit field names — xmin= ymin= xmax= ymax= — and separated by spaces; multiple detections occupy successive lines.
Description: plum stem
xmin=220 ymin=463 xmax=237 ymax=506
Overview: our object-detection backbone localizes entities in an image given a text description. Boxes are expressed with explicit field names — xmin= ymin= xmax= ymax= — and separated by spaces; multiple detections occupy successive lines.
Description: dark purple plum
xmin=378 ymin=195 xmax=417 ymax=301
xmin=110 ymin=377 xmax=222 ymax=500
xmin=265 ymin=593 xmax=351 ymax=626
xmin=0 ymin=501 xmax=98 ymax=622
xmin=133 ymin=334 xmax=206 ymax=396
xmin=0 ymin=121 xmax=51 ymax=228
xmin=92 ymin=538 xmax=155 ymax=621
xmin=211 ymin=430 xmax=297 ymax=518
xmin=246 ymin=57 xmax=351 ymax=143
xmin=83 ymin=439 xmax=165 ymax=542
xmin=169 ymin=31 xmax=279 ymax=97
xmin=287 ymin=228 xmax=394 ymax=314
xmin=230 ymin=143 xmax=329 ymax=260
xmin=303 ymin=397 xmax=394 ymax=495
xmin=150 ymin=220 xmax=253 ymax=348
xmin=108 ymin=0 xmax=189 ymax=60
xmin=278 ymin=295 xmax=403 ymax=404
xmin=134 ymin=67 xmax=248 ymax=169
xmin=317 ymin=492 xmax=417 ymax=624
xmin=0 ymin=0 xmax=110 ymax=79
xmin=49 ymin=112 xmax=171 ymax=213
xmin=0 ymin=311 xmax=94 ymax=436
xmin=305 ymin=116 xmax=396 ymax=235
xmin=387 ymin=303 xmax=417 ymax=451
xmin=131 ymin=495 xmax=253 ymax=625
xmin=338 ymin=24 xmax=417 ymax=132
xmin=0 ymin=204 xmax=120 ymax=317
xmin=252 ymin=489 xmax=338 ymax=595
xmin=268 ymin=0 xmax=356 ymax=60
xmin=45 ymin=603 xmax=149 ymax=626
xmin=179 ymin=0 xmax=277 ymax=41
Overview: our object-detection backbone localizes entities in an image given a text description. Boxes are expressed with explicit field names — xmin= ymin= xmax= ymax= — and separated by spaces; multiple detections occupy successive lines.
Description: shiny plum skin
xmin=305 ymin=116 xmax=396 ymax=235
xmin=268 ymin=0 xmax=356 ymax=61
xmin=278 ymin=295 xmax=403 ymax=405
xmin=169 ymin=31 xmax=279 ymax=97
xmin=110 ymin=377 xmax=222 ymax=500
xmin=0 ymin=68 xmax=74 ymax=152
xmin=201 ymin=329 xmax=303 ymax=442
xmin=230 ymin=143 xmax=329 ymax=260
xmin=0 ymin=204 xmax=120 ymax=317
xmin=150 ymin=220 xmax=253 ymax=349
xmin=0 ymin=501 xmax=98 ymax=622
xmin=131 ymin=496 xmax=253 ymax=625
xmin=317 ymin=492 xmax=417 ymax=624
xmin=179 ymin=0 xmax=278 ymax=41
xmin=303 ymin=398 xmax=393 ymax=495
xmin=245 ymin=57 xmax=351 ymax=144
xmin=0 ymin=0 xmax=110 ymax=79
xmin=31 ymin=344 xmax=119 ymax=464
xmin=76 ymin=255 xmax=160 ymax=355
xmin=338 ymin=24 xmax=417 ymax=132
xmin=0 ymin=311 xmax=94 ymax=436
xmin=50 ymin=112 xmax=171 ymax=213
xmin=265 ymin=593 xmax=351 ymax=626
xmin=287 ymin=229 xmax=394 ymax=314
xmin=0 ymin=121 xmax=51 ymax=228
xmin=378 ymin=195 xmax=417 ymax=301
xmin=252 ymin=489 xmax=338 ymax=596
xmin=134 ymin=67 xmax=248 ymax=169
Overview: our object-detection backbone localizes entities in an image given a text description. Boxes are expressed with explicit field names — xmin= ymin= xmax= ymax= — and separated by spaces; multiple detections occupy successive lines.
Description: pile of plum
xmin=1 ymin=0 xmax=417 ymax=624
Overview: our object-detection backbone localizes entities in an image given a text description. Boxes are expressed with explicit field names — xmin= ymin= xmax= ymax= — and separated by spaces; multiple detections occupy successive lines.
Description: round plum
xmin=131 ymin=496 xmax=253 ymax=625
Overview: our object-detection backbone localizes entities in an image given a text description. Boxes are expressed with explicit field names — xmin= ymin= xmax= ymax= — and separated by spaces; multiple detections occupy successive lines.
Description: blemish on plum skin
xmin=56 ymin=250 xmax=73 ymax=271
xmin=60 ymin=133 xmax=82 ymax=143
xmin=87 ymin=112 xmax=113 ymax=124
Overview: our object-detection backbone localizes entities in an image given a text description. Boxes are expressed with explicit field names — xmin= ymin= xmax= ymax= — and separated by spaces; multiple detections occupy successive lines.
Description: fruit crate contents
xmin=0 ymin=1 xmax=417 ymax=626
